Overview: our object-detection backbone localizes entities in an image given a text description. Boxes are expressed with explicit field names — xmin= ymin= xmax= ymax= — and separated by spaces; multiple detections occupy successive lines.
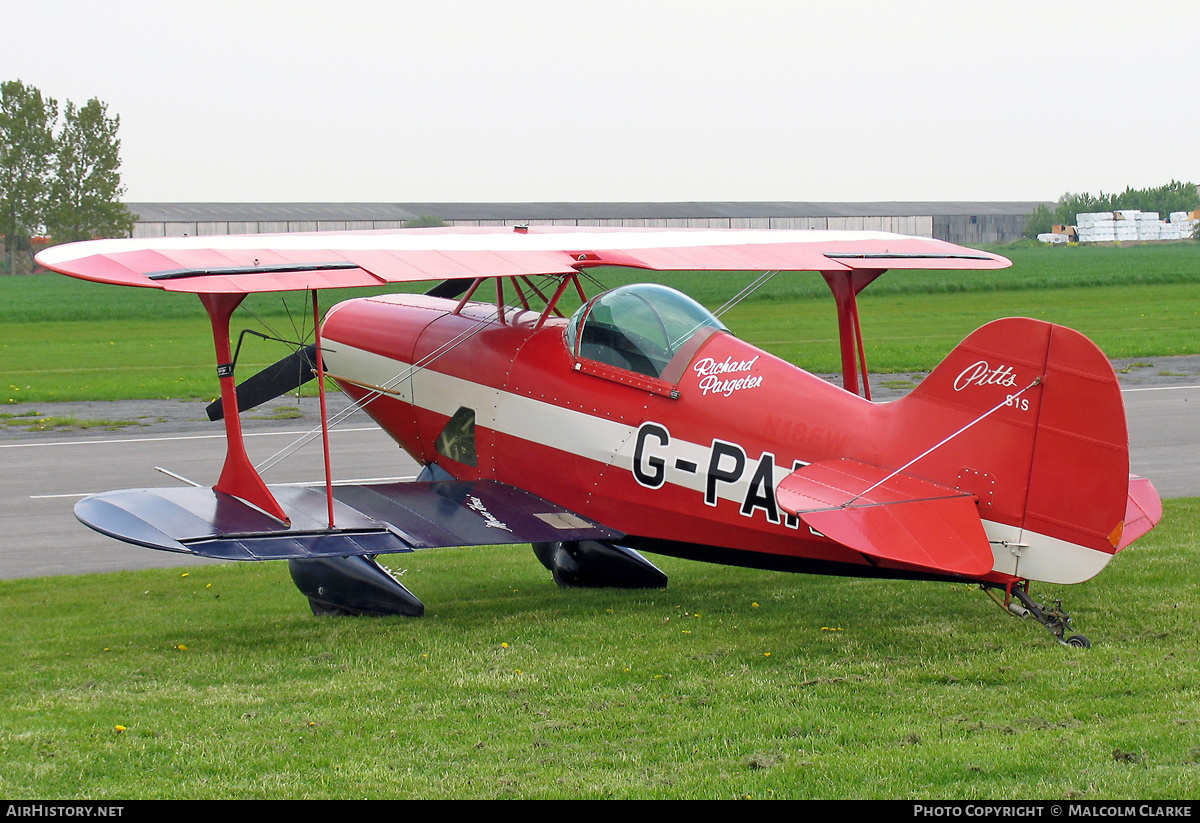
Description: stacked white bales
xmin=1076 ymin=212 xmax=1117 ymax=242
xmin=1166 ymin=212 xmax=1197 ymax=240
xmin=1074 ymin=210 xmax=1198 ymax=242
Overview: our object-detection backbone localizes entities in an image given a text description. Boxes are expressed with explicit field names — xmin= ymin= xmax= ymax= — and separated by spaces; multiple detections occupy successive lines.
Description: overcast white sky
xmin=6 ymin=0 xmax=1198 ymax=204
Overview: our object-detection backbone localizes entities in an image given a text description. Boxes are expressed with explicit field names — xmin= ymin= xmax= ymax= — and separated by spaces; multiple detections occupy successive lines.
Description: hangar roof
xmin=126 ymin=200 xmax=1045 ymax=223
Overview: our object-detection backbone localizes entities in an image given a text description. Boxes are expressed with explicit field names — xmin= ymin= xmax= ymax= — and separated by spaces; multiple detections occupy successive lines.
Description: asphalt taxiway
xmin=2 ymin=359 xmax=1197 ymax=580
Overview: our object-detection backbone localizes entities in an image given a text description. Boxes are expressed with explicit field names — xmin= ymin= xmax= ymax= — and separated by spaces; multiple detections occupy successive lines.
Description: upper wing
xmin=34 ymin=226 xmax=1010 ymax=293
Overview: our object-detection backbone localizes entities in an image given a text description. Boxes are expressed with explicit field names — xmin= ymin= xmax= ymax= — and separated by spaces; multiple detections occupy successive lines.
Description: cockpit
xmin=565 ymin=284 xmax=728 ymax=379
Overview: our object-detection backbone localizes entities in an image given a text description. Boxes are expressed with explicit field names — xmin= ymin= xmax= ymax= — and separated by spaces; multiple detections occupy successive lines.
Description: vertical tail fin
xmin=891 ymin=317 xmax=1155 ymax=583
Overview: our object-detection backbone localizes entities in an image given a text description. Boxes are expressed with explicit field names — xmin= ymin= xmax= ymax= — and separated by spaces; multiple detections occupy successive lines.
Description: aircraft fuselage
xmin=319 ymin=293 xmax=1012 ymax=582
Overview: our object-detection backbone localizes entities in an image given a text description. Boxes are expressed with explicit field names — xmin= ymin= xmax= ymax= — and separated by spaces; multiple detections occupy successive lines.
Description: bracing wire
xmin=254 ymin=271 xmax=602 ymax=474
xmin=713 ymin=270 xmax=780 ymax=318
xmin=255 ymin=269 xmax=781 ymax=476
xmin=254 ymin=307 xmax=499 ymax=473
xmin=665 ymin=270 xmax=780 ymax=351
xmin=843 ymin=377 xmax=1043 ymax=506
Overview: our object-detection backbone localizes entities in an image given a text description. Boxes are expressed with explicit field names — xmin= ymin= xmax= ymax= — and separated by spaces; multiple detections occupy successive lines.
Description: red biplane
xmin=35 ymin=227 xmax=1162 ymax=645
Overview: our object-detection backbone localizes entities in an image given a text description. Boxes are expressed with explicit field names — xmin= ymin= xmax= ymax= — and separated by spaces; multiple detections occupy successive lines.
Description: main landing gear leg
xmin=985 ymin=581 xmax=1091 ymax=648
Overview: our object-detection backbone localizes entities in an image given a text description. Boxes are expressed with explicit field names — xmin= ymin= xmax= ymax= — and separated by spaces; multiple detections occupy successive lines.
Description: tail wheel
xmin=984 ymin=583 xmax=1091 ymax=648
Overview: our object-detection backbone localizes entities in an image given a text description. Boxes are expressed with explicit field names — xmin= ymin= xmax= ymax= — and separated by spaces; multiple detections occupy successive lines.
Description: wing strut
xmin=820 ymin=269 xmax=884 ymax=399
xmin=312 ymin=289 xmax=336 ymax=528
xmin=198 ymin=293 xmax=289 ymax=523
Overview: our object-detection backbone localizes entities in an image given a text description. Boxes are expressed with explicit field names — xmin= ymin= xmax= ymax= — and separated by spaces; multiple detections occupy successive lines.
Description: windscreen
xmin=565 ymin=284 xmax=728 ymax=378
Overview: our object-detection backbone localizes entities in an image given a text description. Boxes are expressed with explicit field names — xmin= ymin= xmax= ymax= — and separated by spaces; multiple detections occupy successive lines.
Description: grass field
xmin=3 ymin=242 xmax=1199 ymax=402
xmin=2 ymin=240 xmax=1197 ymax=799
xmin=1 ymin=498 xmax=1198 ymax=799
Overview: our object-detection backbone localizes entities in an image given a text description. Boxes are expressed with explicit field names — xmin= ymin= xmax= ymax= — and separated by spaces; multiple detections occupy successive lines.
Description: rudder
xmin=892 ymin=317 xmax=1138 ymax=583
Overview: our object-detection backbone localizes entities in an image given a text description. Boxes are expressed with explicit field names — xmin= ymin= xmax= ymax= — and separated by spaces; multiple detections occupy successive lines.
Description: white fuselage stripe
xmin=325 ymin=339 xmax=1116 ymax=584
xmin=323 ymin=341 xmax=796 ymax=501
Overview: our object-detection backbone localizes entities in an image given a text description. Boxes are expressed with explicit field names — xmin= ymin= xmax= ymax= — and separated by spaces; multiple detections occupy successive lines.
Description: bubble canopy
xmin=565 ymin=284 xmax=729 ymax=378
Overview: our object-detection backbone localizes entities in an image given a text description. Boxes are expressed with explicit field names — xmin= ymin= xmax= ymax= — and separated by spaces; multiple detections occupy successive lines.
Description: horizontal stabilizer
xmin=1118 ymin=475 xmax=1163 ymax=550
xmin=75 ymin=480 xmax=621 ymax=561
xmin=776 ymin=459 xmax=994 ymax=577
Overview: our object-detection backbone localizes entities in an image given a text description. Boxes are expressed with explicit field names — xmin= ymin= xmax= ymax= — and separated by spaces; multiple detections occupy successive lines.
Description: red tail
xmin=882 ymin=317 xmax=1155 ymax=583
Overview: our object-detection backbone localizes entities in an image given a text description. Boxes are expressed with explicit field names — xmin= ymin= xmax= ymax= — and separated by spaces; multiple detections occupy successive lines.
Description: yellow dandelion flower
xmin=175 ymin=644 xmax=187 ymax=651
xmin=114 ymin=725 xmax=126 ymax=733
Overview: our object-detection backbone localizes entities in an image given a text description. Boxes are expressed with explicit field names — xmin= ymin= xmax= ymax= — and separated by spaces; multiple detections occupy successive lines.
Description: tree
xmin=1023 ymin=203 xmax=1055 ymax=238
xmin=403 ymin=215 xmax=446 ymax=228
xmin=45 ymin=97 xmax=135 ymax=243
xmin=0 ymin=80 xmax=57 ymax=272
xmin=1024 ymin=181 xmax=1200 ymax=239
xmin=1110 ymin=180 xmax=1200 ymax=218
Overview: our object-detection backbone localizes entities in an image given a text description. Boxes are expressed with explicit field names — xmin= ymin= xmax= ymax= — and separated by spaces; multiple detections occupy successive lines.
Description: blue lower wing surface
xmin=74 ymin=480 xmax=622 ymax=561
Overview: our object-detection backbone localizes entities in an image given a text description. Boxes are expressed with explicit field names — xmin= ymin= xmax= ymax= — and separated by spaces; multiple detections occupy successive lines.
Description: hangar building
xmin=126 ymin=201 xmax=1042 ymax=246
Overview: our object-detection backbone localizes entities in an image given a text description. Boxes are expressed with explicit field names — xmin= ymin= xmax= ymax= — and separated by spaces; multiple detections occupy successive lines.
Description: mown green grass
xmin=1 ymin=498 xmax=1198 ymax=799
xmin=5 ymin=242 xmax=1200 ymax=402
xmin=3 ymin=243 xmax=1197 ymax=799
xmin=0 ymin=412 xmax=143 ymax=432
xmin=731 ymin=282 xmax=1200 ymax=371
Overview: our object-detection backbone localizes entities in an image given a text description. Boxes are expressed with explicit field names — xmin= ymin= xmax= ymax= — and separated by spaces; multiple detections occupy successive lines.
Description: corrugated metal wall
xmin=135 ymin=214 xmax=950 ymax=239
xmin=933 ymin=214 xmax=1030 ymax=245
